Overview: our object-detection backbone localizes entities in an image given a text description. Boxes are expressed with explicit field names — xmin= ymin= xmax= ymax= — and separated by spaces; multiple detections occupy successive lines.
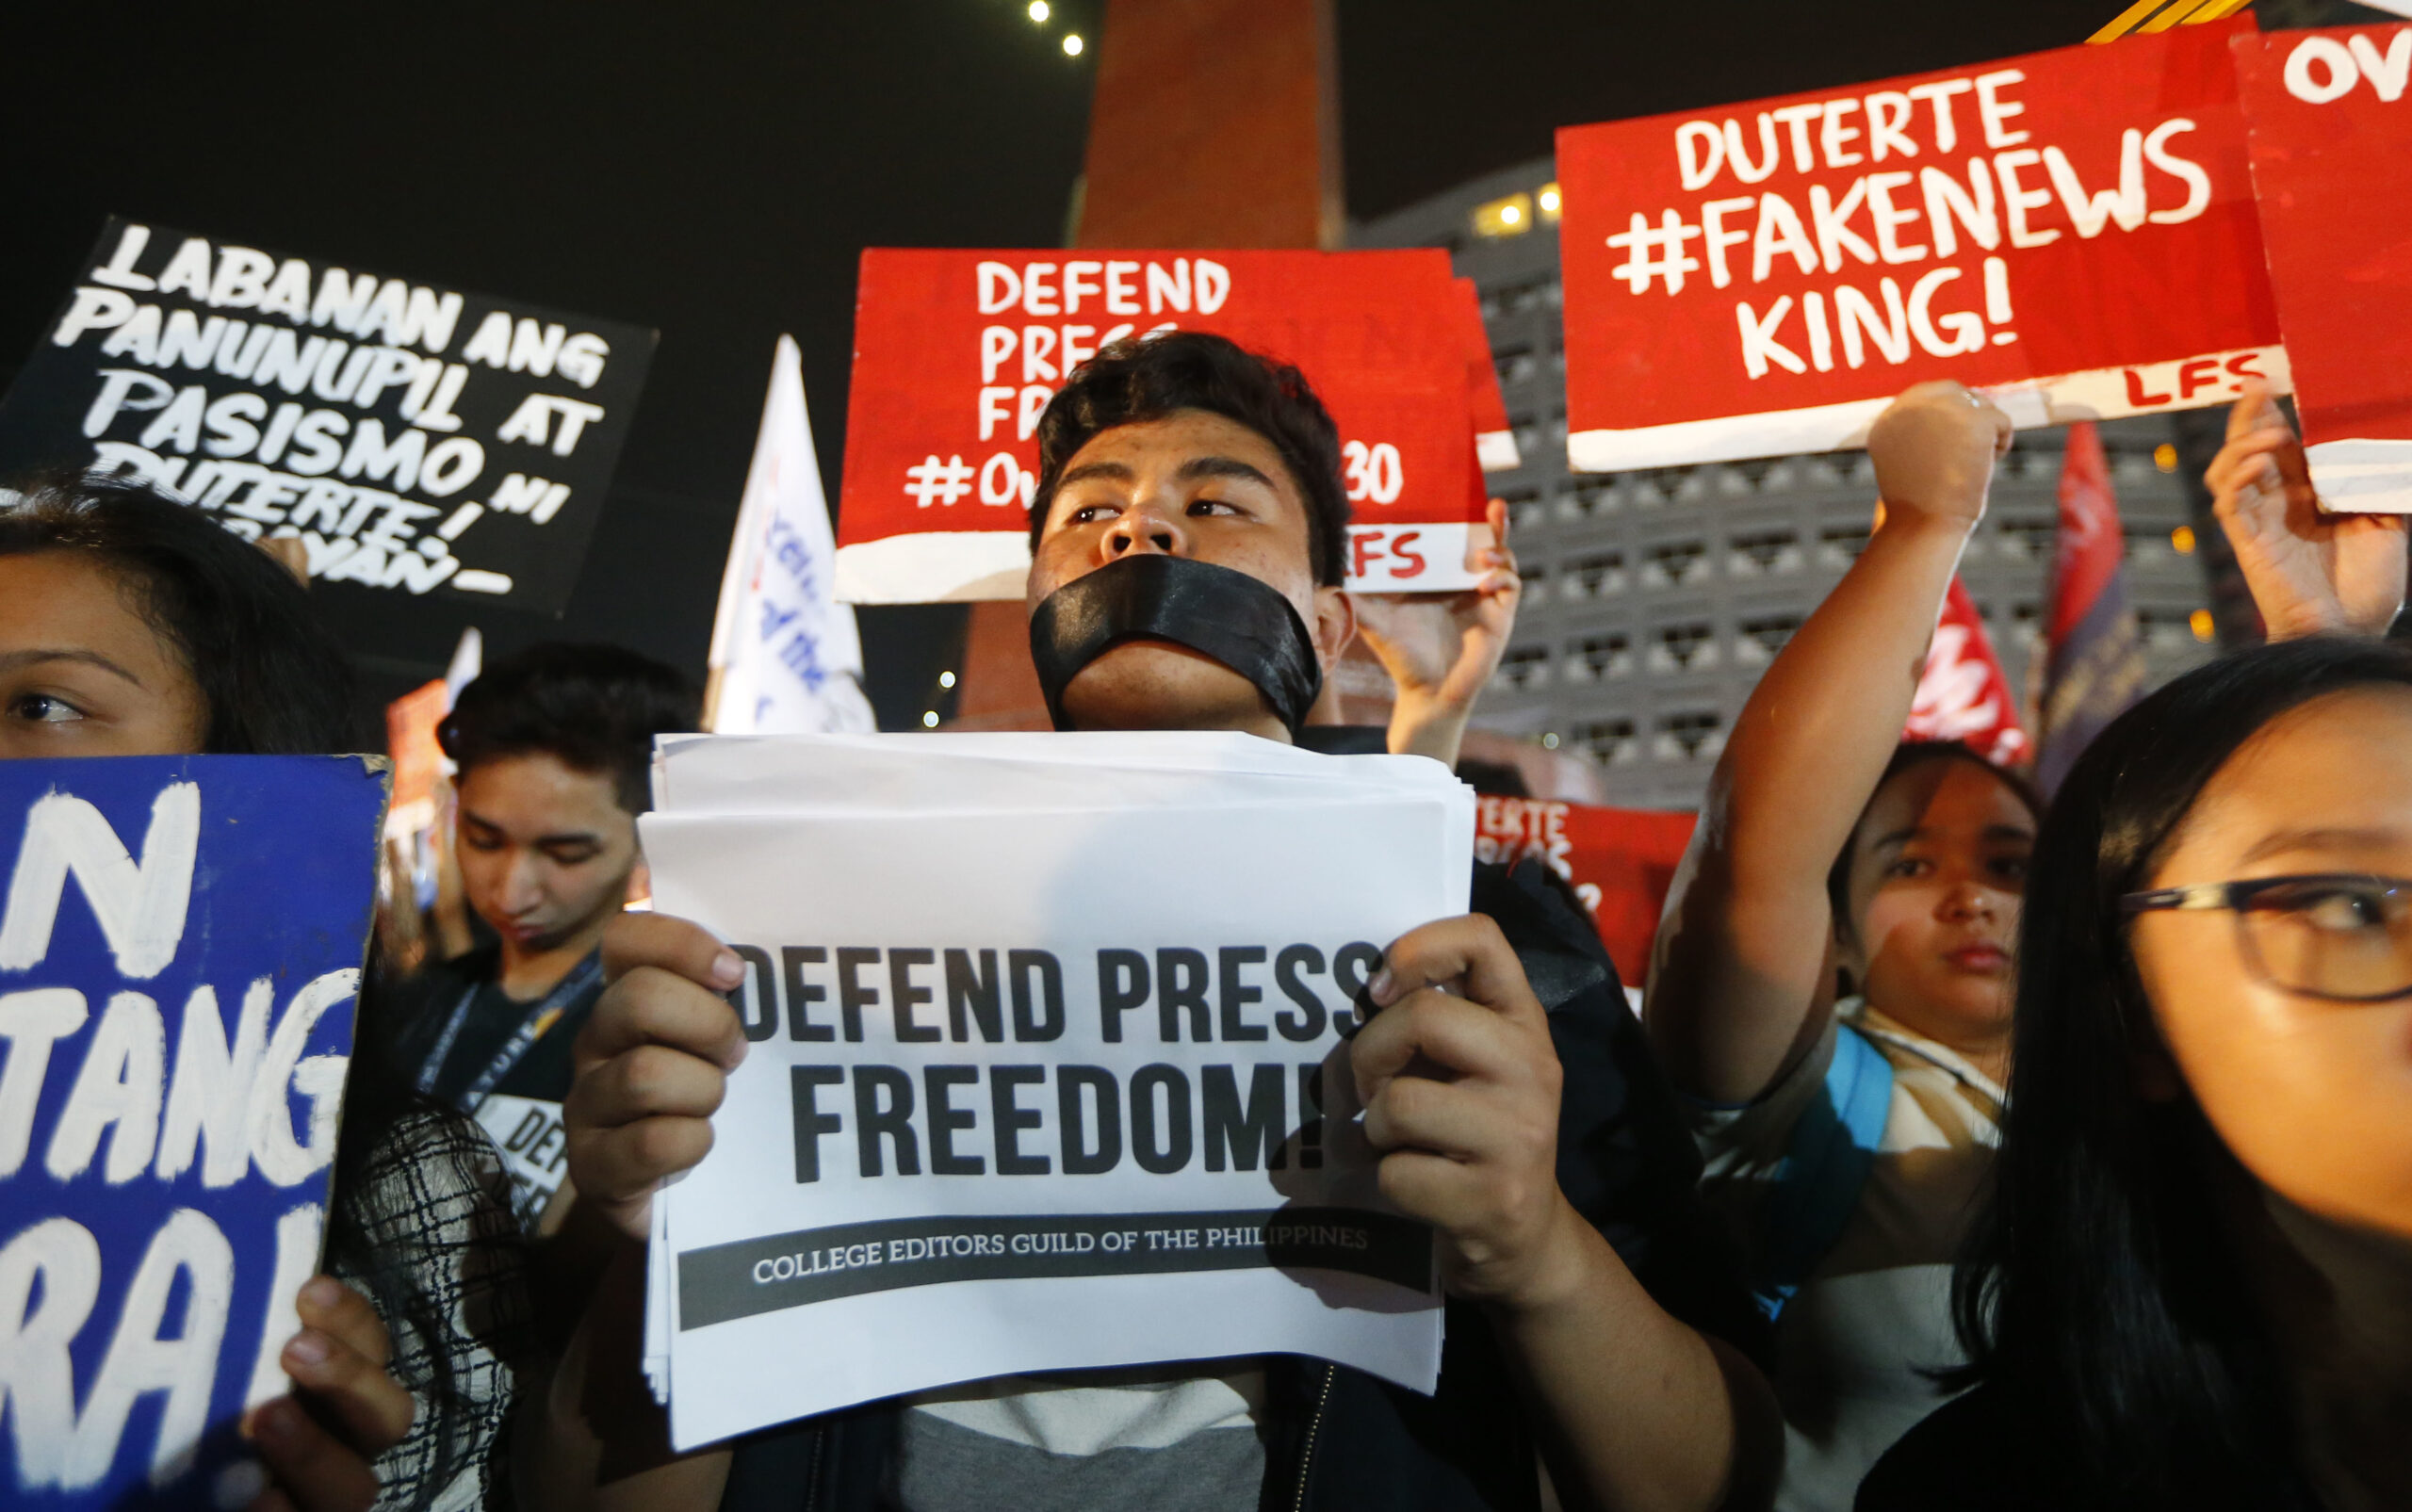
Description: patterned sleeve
xmin=335 ymin=1108 xmax=533 ymax=1512
xmin=1686 ymin=1009 xmax=1842 ymax=1227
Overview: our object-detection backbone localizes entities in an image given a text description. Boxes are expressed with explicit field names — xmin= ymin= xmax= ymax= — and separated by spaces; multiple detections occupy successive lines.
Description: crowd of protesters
xmin=5 ymin=330 xmax=2407 ymax=1512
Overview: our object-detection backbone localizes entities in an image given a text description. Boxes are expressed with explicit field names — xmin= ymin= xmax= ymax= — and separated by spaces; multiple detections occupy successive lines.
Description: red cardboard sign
xmin=1472 ymin=797 xmax=1696 ymax=987
xmin=1556 ymin=22 xmax=2284 ymax=471
xmin=1455 ymin=277 xmax=1521 ymax=472
xmin=834 ymin=249 xmax=1486 ymax=602
xmin=2237 ymin=23 xmax=2412 ymax=512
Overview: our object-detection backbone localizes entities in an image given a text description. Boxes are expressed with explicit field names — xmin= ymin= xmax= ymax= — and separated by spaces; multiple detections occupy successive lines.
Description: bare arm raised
xmin=1647 ymin=383 xmax=2011 ymax=1104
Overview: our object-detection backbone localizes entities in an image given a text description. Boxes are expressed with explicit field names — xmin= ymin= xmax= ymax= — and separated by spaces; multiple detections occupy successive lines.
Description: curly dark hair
xmin=0 ymin=468 xmax=355 ymax=752
xmin=1025 ymin=330 xmax=1351 ymax=587
xmin=438 ymin=642 xmax=698 ymax=813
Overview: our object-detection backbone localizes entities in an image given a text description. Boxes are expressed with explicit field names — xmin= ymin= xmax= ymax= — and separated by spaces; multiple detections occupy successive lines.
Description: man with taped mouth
xmin=527 ymin=332 xmax=1777 ymax=1512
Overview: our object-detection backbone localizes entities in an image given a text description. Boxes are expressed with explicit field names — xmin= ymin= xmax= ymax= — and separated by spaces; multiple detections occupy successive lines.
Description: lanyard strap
xmin=417 ymin=951 xmax=606 ymax=1113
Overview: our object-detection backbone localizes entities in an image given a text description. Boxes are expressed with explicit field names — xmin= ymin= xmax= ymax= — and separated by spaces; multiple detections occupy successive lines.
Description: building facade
xmin=1355 ymin=157 xmax=2222 ymax=810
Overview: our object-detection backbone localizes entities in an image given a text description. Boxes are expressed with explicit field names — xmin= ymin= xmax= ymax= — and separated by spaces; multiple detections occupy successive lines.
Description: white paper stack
xmin=636 ymin=731 xmax=1474 ymax=1448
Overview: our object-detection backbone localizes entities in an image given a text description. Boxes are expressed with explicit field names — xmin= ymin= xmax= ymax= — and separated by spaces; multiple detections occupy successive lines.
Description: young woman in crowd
xmin=1857 ymin=631 xmax=2412 ymax=1511
xmin=1643 ymin=382 xmax=2037 ymax=1510
xmin=1850 ymin=382 xmax=2409 ymax=1511
xmin=1646 ymin=380 xmax=2406 ymax=1510
xmin=0 ymin=471 xmax=529 ymax=1512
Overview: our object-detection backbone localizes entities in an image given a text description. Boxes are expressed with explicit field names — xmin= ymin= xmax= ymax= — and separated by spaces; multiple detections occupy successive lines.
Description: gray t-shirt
xmin=893 ymin=1362 xmax=1267 ymax=1512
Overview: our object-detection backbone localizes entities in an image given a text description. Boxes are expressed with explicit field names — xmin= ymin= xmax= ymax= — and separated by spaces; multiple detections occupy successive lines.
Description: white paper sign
xmin=638 ymin=734 xmax=1470 ymax=1449
xmin=472 ymin=1093 xmax=571 ymax=1228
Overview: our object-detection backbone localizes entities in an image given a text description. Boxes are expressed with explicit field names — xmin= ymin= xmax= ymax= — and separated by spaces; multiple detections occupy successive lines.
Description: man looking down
xmin=526 ymin=333 xmax=1776 ymax=1512
xmin=392 ymin=642 xmax=697 ymax=1231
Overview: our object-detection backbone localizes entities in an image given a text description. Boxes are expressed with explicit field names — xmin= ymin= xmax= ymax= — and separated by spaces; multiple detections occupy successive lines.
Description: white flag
xmin=706 ymin=336 xmax=877 ymax=734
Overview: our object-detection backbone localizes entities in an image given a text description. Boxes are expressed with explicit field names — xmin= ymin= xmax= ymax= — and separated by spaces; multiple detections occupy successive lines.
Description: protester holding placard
xmin=526 ymin=333 xmax=1778 ymax=1512
xmin=1859 ymin=636 xmax=2412 ymax=1512
xmin=0 ymin=470 xmax=530 ymax=1511
xmin=389 ymin=642 xmax=697 ymax=1233
xmin=1645 ymin=383 xmax=2038 ymax=1512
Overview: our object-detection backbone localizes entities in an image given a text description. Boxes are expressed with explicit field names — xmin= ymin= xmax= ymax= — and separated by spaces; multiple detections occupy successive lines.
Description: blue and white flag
xmin=0 ymin=756 xmax=386 ymax=1509
xmin=707 ymin=337 xmax=877 ymax=735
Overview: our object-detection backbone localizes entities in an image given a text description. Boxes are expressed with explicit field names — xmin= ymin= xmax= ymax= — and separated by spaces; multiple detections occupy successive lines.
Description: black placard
xmin=0 ymin=217 xmax=656 ymax=616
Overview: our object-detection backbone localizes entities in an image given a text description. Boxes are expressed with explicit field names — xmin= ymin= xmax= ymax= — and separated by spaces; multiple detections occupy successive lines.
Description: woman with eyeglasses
xmin=1853 ymin=395 xmax=2411 ymax=1511
xmin=1856 ymin=631 xmax=2412 ymax=1512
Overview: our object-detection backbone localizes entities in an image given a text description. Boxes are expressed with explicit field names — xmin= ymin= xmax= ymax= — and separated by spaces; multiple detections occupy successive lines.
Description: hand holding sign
xmin=1353 ymin=499 xmax=1524 ymax=764
xmin=616 ymin=732 xmax=1471 ymax=1446
xmin=1866 ymin=381 xmax=2013 ymax=531
xmin=244 ymin=1276 xmax=415 ymax=1512
xmin=2207 ymin=382 xmax=2409 ymax=640
xmin=564 ymin=914 xmax=751 ymax=1244
xmin=1353 ymin=914 xmax=1581 ymax=1309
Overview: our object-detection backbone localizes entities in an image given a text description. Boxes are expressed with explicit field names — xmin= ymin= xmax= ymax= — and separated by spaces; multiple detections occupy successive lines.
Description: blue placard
xmin=0 ymin=756 xmax=386 ymax=1509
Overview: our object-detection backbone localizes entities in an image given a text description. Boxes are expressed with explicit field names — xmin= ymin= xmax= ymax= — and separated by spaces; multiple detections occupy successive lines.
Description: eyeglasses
xmin=2120 ymin=873 xmax=2412 ymax=1003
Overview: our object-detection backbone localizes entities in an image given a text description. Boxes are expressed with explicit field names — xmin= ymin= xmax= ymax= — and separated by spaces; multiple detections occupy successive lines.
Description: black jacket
xmin=717 ymin=860 xmax=1763 ymax=1512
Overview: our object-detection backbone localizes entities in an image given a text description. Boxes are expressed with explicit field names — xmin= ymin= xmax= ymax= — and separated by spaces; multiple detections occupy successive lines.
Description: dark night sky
xmin=0 ymin=0 xmax=2291 ymax=728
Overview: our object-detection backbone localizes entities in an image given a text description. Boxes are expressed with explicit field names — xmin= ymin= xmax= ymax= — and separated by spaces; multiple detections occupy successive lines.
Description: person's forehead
xmin=2174 ymin=688 xmax=2412 ymax=864
xmin=0 ymin=553 xmax=174 ymax=663
xmin=1061 ymin=410 xmax=1297 ymax=488
xmin=1864 ymin=759 xmax=2029 ymax=837
xmin=460 ymin=749 xmax=627 ymax=815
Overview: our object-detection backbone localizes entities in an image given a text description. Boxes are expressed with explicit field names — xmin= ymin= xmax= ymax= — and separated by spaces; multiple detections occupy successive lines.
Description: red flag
xmin=2037 ymin=421 xmax=2146 ymax=790
xmin=1905 ymin=577 xmax=2029 ymax=769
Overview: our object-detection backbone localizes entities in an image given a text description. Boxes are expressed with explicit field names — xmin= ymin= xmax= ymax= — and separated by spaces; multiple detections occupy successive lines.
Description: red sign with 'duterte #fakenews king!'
xmin=834 ymin=249 xmax=1488 ymax=603
xmin=1555 ymin=21 xmax=2284 ymax=472
xmin=2236 ymin=23 xmax=2412 ymax=512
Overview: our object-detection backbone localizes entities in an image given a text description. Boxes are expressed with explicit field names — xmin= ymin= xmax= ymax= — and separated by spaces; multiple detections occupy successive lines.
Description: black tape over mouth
xmin=1027 ymin=555 xmax=1324 ymax=733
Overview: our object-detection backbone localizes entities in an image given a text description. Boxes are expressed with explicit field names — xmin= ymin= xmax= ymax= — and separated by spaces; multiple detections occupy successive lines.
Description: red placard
xmin=2236 ymin=23 xmax=2412 ymax=512
xmin=834 ymin=249 xmax=1485 ymax=602
xmin=383 ymin=676 xmax=448 ymax=838
xmin=1454 ymin=277 xmax=1521 ymax=473
xmin=1472 ymin=797 xmax=1697 ymax=988
xmin=1556 ymin=22 xmax=2284 ymax=471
